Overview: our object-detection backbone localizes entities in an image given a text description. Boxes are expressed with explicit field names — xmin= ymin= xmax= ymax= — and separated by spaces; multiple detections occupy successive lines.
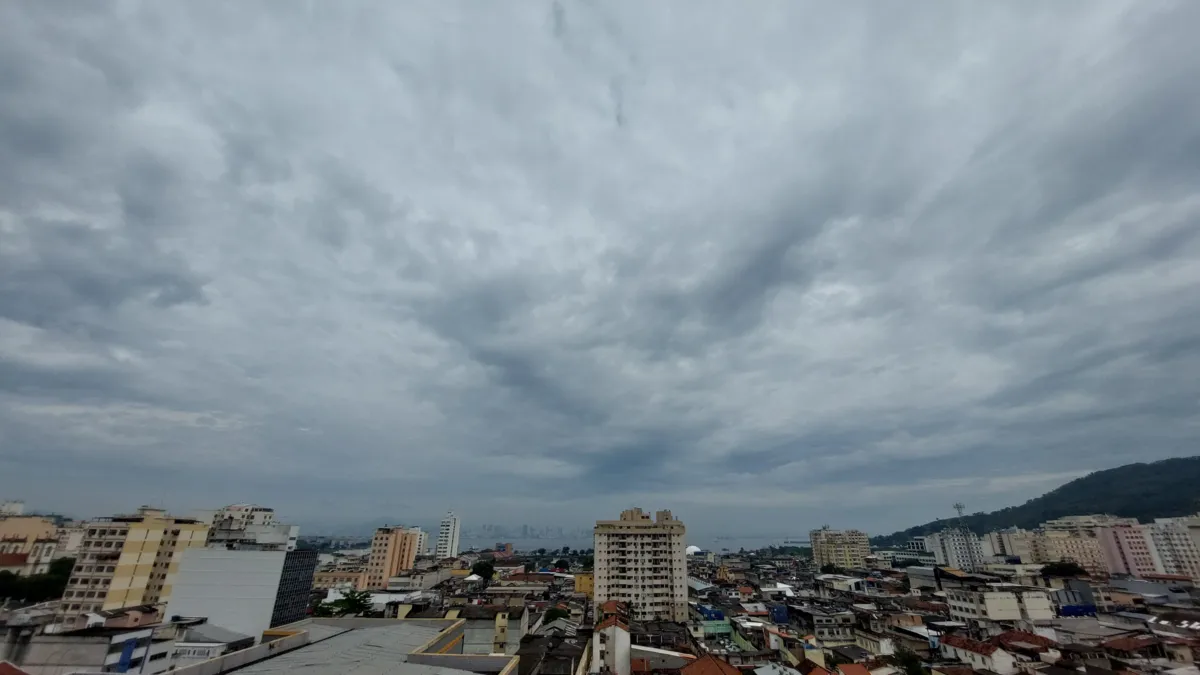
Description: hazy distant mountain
xmin=871 ymin=457 xmax=1200 ymax=548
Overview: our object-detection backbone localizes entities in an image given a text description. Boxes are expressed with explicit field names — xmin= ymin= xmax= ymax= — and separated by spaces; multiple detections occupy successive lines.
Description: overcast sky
xmin=2 ymin=2 xmax=1199 ymax=538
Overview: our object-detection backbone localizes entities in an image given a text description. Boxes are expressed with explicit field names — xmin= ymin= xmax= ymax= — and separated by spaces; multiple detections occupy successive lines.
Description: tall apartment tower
xmin=810 ymin=527 xmax=871 ymax=570
xmin=363 ymin=526 xmax=422 ymax=589
xmin=58 ymin=506 xmax=210 ymax=626
xmin=436 ymin=512 xmax=461 ymax=559
xmin=923 ymin=528 xmax=986 ymax=572
xmin=166 ymin=518 xmax=318 ymax=639
xmin=1097 ymin=523 xmax=1163 ymax=577
xmin=593 ymin=508 xmax=687 ymax=622
xmin=1149 ymin=516 xmax=1200 ymax=581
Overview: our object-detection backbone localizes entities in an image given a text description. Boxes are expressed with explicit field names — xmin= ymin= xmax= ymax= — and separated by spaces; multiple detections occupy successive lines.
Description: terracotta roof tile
xmin=991 ymin=631 xmax=1056 ymax=650
xmin=1101 ymin=636 xmax=1159 ymax=652
xmin=681 ymin=654 xmax=742 ymax=675
xmin=0 ymin=553 xmax=28 ymax=567
xmin=838 ymin=664 xmax=871 ymax=675
xmin=941 ymin=634 xmax=999 ymax=656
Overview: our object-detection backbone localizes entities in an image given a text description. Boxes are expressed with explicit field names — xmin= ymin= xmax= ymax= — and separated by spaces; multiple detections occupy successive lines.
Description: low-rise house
xmin=171 ymin=623 xmax=255 ymax=670
xmin=938 ymin=634 xmax=1017 ymax=675
xmin=2 ymin=624 xmax=173 ymax=674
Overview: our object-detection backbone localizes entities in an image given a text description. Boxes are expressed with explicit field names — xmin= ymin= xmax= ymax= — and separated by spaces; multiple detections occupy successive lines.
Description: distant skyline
xmin=4 ymin=3 xmax=1200 ymax=533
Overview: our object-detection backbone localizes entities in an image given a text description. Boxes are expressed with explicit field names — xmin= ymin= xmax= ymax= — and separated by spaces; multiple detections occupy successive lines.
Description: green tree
xmin=536 ymin=548 xmax=547 ymax=555
xmin=820 ymin=563 xmax=838 ymax=574
xmin=524 ymin=562 xmax=536 ymax=573
xmin=580 ymin=555 xmax=594 ymax=571
xmin=553 ymin=559 xmax=570 ymax=570
xmin=891 ymin=647 xmax=924 ymax=675
xmin=543 ymin=607 xmax=570 ymax=624
xmin=0 ymin=557 xmax=75 ymax=603
xmin=472 ymin=561 xmax=496 ymax=580
xmin=332 ymin=590 xmax=373 ymax=616
xmin=561 ymin=546 xmax=570 ymax=554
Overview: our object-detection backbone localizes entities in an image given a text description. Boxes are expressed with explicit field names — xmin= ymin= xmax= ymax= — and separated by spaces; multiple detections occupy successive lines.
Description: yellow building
xmin=0 ymin=516 xmax=60 ymax=575
xmin=810 ymin=527 xmax=870 ymax=570
xmin=574 ymin=572 xmax=594 ymax=598
xmin=313 ymin=569 xmax=367 ymax=590
xmin=362 ymin=526 xmax=422 ymax=590
xmin=59 ymin=506 xmax=209 ymax=625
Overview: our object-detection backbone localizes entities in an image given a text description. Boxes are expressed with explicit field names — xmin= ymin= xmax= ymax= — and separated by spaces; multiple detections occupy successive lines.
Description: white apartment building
xmin=810 ymin=528 xmax=870 ymax=570
xmin=1147 ymin=517 xmax=1200 ymax=582
xmin=924 ymin=528 xmax=985 ymax=572
xmin=982 ymin=528 xmax=1034 ymax=562
xmin=594 ymin=508 xmax=687 ymax=622
xmin=436 ymin=512 xmax=461 ymax=559
xmin=945 ymin=585 xmax=1054 ymax=626
xmin=209 ymin=504 xmax=277 ymax=528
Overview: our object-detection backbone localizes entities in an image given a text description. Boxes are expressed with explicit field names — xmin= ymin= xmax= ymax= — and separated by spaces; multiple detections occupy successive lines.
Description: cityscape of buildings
xmin=2 ymin=498 xmax=1200 ymax=675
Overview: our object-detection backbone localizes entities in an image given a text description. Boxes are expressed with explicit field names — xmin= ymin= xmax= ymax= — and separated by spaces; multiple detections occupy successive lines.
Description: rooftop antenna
xmin=953 ymin=502 xmax=968 ymax=534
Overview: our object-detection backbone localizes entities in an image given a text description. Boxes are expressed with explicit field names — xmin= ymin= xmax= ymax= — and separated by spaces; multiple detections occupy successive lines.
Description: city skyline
xmin=4 ymin=2 xmax=1200 ymax=533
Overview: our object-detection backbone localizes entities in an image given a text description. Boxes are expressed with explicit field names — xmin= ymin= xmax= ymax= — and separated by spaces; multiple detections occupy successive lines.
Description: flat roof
xmin=238 ymin=623 xmax=469 ymax=675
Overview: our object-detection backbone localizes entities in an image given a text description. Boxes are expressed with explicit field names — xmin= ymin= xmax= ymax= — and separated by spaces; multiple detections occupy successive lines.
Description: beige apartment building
xmin=362 ymin=526 xmax=423 ymax=590
xmin=1041 ymin=515 xmax=1137 ymax=535
xmin=58 ymin=507 xmax=209 ymax=625
xmin=1031 ymin=530 xmax=1109 ymax=576
xmin=594 ymin=508 xmax=687 ymax=622
xmin=810 ymin=527 xmax=871 ymax=570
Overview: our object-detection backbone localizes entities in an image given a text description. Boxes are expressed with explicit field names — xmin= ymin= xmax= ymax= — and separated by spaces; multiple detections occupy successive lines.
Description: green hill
xmin=871 ymin=457 xmax=1200 ymax=548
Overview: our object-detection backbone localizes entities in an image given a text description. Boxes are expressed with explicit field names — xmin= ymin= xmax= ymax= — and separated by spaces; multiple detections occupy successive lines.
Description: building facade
xmin=945 ymin=586 xmax=1054 ymax=625
xmin=58 ymin=506 xmax=210 ymax=625
xmin=923 ymin=528 xmax=985 ymax=572
xmin=436 ymin=512 xmax=461 ymax=559
xmin=165 ymin=547 xmax=318 ymax=639
xmin=593 ymin=508 xmax=687 ymax=622
xmin=982 ymin=528 xmax=1034 ymax=562
xmin=810 ymin=528 xmax=870 ymax=570
xmin=1096 ymin=523 xmax=1162 ymax=577
xmin=0 ymin=516 xmax=60 ymax=575
xmin=1147 ymin=517 xmax=1200 ymax=582
xmin=1030 ymin=530 xmax=1108 ymax=577
xmin=1041 ymin=515 xmax=1137 ymax=536
xmin=363 ymin=526 xmax=422 ymax=590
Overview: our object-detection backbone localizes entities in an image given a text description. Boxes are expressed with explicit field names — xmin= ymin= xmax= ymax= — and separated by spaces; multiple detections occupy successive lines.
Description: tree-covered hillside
xmin=871 ymin=457 xmax=1200 ymax=548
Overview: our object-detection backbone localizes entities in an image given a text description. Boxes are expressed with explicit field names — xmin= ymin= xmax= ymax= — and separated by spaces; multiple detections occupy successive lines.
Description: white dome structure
xmin=686 ymin=545 xmax=702 ymax=555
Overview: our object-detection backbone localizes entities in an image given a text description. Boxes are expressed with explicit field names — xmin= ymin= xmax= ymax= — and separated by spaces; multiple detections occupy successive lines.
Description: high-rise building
xmin=593 ymin=508 xmax=687 ymax=622
xmin=436 ymin=512 xmax=461 ymax=559
xmin=413 ymin=528 xmax=428 ymax=556
xmin=1041 ymin=514 xmax=1137 ymax=536
xmin=58 ymin=506 xmax=210 ymax=625
xmin=1148 ymin=516 xmax=1200 ymax=581
xmin=363 ymin=526 xmax=423 ymax=589
xmin=1097 ymin=523 xmax=1162 ymax=577
xmin=165 ymin=506 xmax=319 ymax=638
xmin=1 ymin=500 xmax=25 ymax=516
xmin=165 ymin=547 xmax=318 ymax=640
xmin=982 ymin=528 xmax=1035 ymax=562
xmin=810 ymin=528 xmax=871 ymax=570
xmin=1030 ymin=529 xmax=1108 ymax=576
xmin=208 ymin=504 xmax=277 ymax=528
xmin=923 ymin=528 xmax=985 ymax=572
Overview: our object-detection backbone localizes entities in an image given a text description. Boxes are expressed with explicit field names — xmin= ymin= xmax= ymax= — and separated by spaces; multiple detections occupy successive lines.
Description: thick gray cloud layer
xmin=2 ymin=1 xmax=1200 ymax=536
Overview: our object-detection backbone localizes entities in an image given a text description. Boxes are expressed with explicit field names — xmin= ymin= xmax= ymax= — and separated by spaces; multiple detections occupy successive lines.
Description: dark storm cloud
xmin=2 ymin=1 xmax=1199 ymax=534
